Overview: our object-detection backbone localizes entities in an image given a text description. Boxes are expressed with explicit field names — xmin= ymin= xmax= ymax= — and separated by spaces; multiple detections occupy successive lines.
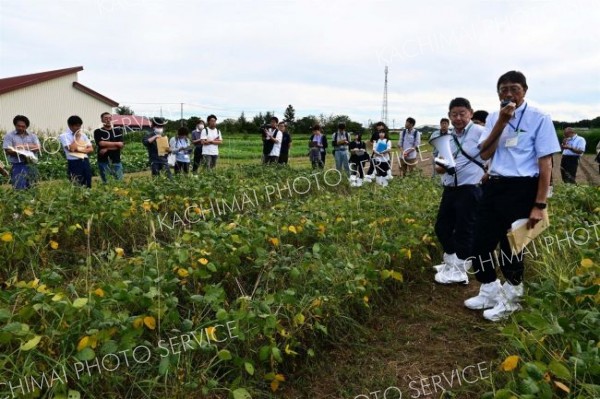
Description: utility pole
xmin=381 ymin=66 xmax=388 ymax=126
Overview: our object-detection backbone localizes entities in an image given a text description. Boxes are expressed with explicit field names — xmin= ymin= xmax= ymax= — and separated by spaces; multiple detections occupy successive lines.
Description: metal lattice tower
xmin=381 ymin=66 xmax=388 ymax=126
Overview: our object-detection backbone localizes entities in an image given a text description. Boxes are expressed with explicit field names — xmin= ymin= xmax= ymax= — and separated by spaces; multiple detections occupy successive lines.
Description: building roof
xmin=111 ymin=115 xmax=152 ymax=128
xmin=0 ymin=66 xmax=118 ymax=106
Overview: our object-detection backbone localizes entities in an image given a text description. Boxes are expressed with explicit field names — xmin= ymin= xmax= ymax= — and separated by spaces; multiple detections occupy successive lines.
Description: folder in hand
xmin=506 ymin=209 xmax=550 ymax=253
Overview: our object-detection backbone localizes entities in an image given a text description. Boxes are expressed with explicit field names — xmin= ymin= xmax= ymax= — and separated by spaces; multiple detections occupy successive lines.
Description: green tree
xmin=284 ymin=104 xmax=296 ymax=126
xmin=115 ymin=105 xmax=135 ymax=115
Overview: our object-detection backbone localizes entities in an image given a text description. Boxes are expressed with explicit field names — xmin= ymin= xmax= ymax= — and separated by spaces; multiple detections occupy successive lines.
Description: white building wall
xmin=0 ymin=73 xmax=115 ymax=137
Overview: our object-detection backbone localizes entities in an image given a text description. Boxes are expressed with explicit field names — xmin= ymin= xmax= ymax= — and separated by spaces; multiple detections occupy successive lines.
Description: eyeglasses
xmin=498 ymin=85 xmax=523 ymax=95
xmin=449 ymin=111 xmax=470 ymax=118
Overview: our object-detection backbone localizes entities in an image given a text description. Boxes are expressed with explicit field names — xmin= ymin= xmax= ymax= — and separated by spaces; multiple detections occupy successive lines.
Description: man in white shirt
xmin=464 ymin=71 xmax=561 ymax=321
xmin=432 ymin=99 xmax=487 ymax=285
xmin=200 ymin=114 xmax=222 ymax=169
xmin=560 ymin=127 xmax=586 ymax=184
xmin=58 ymin=115 xmax=94 ymax=188
xmin=397 ymin=117 xmax=421 ymax=176
xmin=2 ymin=115 xmax=40 ymax=189
xmin=262 ymin=116 xmax=280 ymax=164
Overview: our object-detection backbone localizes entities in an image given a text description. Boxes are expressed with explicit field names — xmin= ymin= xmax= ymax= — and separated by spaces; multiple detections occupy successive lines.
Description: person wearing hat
xmin=332 ymin=122 xmax=351 ymax=176
xmin=464 ymin=70 xmax=561 ymax=321
xmin=143 ymin=117 xmax=172 ymax=179
xmin=200 ymin=114 xmax=222 ymax=169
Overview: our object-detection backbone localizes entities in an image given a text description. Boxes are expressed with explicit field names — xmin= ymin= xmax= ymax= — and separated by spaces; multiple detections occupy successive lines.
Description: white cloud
xmin=0 ymin=0 xmax=598 ymax=125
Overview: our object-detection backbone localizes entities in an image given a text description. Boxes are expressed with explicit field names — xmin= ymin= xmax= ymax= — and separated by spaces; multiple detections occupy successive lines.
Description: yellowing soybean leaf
xmin=274 ymin=374 xmax=285 ymax=382
xmin=294 ymin=313 xmax=305 ymax=325
xmin=143 ymin=316 xmax=156 ymax=330
xmin=72 ymin=298 xmax=88 ymax=309
xmin=133 ymin=317 xmax=144 ymax=329
xmin=270 ymin=379 xmax=280 ymax=392
xmin=391 ymin=271 xmax=403 ymax=281
xmin=501 ymin=355 xmax=520 ymax=371
xmin=20 ymin=335 xmax=42 ymax=351
xmin=77 ymin=336 xmax=90 ymax=352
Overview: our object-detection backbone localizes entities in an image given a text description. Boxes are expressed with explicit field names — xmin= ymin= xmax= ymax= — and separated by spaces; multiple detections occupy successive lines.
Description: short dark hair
xmin=406 ymin=117 xmax=416 ymax=126
xmin=375 ymin=121 xmax=385 ymax=128
xmin=472 ymin=110 xmax=489 ymax=123
xmin=352 ymin=132 xmax=361 ymax=139
xmin=67 ymin=115 xmax=83 ymax=126
xmin=177 ymin=126 xmax=189 ymax=135
xmin=338 ymin=122 xmax=346 ymax=130
xmin=100 ymin=112 xmax=111 ymax=120
xmin=311 ymin=124 xmax=321 ymax=132
xmin=207 ymin=114 xmax=217 ymax=122
xmin=448 ymin=97 xmax=472 ymax=111
xmin=270 ymin=116 xmax=279 ymax=123
xmin=497 ymin=70 xmax=528 ymax=91
xmin=440 ymin=118 xmax=450 ymax=124
xmin=13 ymin=115 xmax=30 ymax=127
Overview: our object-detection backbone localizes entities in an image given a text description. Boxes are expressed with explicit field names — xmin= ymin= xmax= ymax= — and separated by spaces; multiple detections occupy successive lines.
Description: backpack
xmin=401 ymin=129 xmax=419 ymax=152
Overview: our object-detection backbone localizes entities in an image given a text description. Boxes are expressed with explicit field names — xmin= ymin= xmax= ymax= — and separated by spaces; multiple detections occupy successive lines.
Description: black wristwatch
xmin=533 ymin=202 xmax=547 ymax=210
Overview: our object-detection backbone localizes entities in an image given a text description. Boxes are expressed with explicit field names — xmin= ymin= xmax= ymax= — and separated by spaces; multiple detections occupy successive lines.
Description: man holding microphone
xmin=464 ymin=71 xmax=561 ymax=321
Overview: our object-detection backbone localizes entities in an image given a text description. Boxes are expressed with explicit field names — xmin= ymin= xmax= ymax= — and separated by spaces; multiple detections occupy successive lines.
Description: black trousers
xmin=278 ymin=153 xmax=289 ymax=165
xmin=175 ymin=161 xmax=190 ymax=174
xmin=192 ymin=147 xmax=203 ymax=172
xmin=560 ymin=155 xmax=579 ymax=184
xmin=67 ymin=158 xmax=92 ymax=188
xmin=470 ymin=177 xmax=538 ymax=285
xmin=434 ymin=185 xmax=482 ymax=260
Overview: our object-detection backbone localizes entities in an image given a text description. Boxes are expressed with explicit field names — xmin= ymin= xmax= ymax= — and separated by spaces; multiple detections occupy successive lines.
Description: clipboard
xmin=507 ymin=209 xmax=550 ymax=253
xmin=156 ymin=136 xmax=170 ymax=156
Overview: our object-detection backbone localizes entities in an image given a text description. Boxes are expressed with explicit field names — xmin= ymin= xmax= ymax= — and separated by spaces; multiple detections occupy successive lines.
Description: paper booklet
xmin=157 ymin=136 xmax=170 ymax=156
xmin=7 ymin=146 xmax=38 ymax=163
xmin=506 ymin=209 xmax=550 ymax=253
xmin=67 ymin=151 xmax=87 ymax=159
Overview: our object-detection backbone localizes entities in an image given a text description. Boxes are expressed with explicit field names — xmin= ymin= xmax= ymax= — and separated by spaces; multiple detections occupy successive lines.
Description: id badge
xmin=506 ymin=136 xmax=518 ymax=148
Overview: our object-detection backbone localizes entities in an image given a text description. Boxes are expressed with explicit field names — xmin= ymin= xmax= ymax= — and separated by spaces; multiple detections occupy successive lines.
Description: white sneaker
xmin=364 ymin=174 xmax=374 ymax=183
xmin=433 ymin=253 xmax=457 ymax=272
xmin=350 ymin=175 xmax=357 ymax=183
xmin=434 ymin=261 xmax=469 ymax=284
xmin=386 ymin=170 xmax=393 ymax=181
xmin=464 ymin=280 xmax=502 ymax=310
xmin=381 ymin=177 xmax=388 ymax=187
xmin=356 ymin=178 xmax=363 ymax=187
xmin=483 ymin=282 xmax=523 ymax=321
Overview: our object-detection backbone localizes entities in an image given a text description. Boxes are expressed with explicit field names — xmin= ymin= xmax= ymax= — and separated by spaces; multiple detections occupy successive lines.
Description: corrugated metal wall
xmin=0 ymin=73 xmax=115 ymax=137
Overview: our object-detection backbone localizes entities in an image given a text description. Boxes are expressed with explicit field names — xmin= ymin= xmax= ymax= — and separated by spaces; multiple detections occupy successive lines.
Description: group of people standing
xmin=306 ymin=118 xmax=423 ymax=188
xmin=431 ymin=70 xmax=564 ymax=322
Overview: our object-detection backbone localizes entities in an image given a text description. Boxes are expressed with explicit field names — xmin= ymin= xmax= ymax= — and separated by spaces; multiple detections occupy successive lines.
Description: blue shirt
xmin=442 ymin=122 xmax=486 ymax=186
xmin=562 ymin=134 xmax=586 ymax=156
xmin=2 ymin=130 xmax=40 ymax=164
xmin=479 ymin=101 xmax=561 ymax=177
